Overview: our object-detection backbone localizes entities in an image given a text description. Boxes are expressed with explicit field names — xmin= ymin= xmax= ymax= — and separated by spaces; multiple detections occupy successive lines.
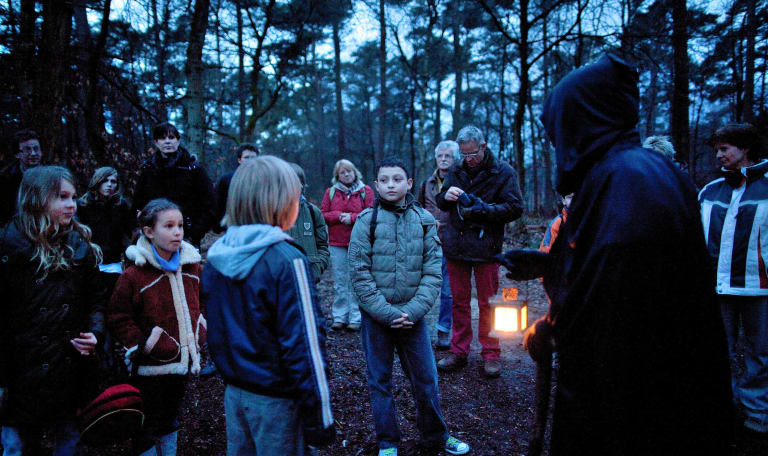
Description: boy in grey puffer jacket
xmin=348 ymin=157 xmax=469 ymax=456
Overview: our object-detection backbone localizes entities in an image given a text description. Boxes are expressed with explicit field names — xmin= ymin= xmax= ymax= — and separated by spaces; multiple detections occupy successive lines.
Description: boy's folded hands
xmin=390 ymin=313 xmax=414 ymax=329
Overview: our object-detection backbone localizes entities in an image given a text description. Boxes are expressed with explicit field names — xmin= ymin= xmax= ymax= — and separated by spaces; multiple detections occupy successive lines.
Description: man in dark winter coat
xmin=0 ymin=130 xmax=42 ymax=224
xmin=214 ymin=143 xmax=259 ymax=233
xmin=500 ymin=54 xmax=733 ymax=455
xmin=132 ymin=122 xmax=216 ymax=247
xmin=436 ymin=125 xmax=524 ymax=378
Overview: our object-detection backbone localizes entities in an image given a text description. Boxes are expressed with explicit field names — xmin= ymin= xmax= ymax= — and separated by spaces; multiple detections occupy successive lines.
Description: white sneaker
xmin=445 ymin=435 xmax=470 ymax=455
xmin=378 ymin=448 xmax=397 ymax=456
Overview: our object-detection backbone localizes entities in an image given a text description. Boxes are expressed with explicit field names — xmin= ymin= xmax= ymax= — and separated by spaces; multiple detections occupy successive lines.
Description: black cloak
xmin=540 ymin=54 xmax=733 ymax=455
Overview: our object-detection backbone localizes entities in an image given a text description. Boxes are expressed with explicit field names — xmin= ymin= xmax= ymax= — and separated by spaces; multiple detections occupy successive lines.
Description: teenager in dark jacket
xmin=436 ymin=125 xmax=524 ymax=378
xmin=0 ymin=129 xmax=43 ymax=225
xmin=0 ymin=166 xmax=105 ymax=455
xmin=132 ymin=122 xmax=216 ymax=247
xmin=500 ymin=53 xmax=733 ymax=456
xmin=204 ymin=157 xmax=334 ymax=454
xmin=77 ymin=167 xmax=133 ymax=266
xmin=214 ymin=143 xmax=259 ymax=232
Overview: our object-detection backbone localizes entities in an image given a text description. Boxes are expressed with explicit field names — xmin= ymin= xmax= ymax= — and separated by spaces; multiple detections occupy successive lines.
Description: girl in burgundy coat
xmin=108 ymin=198 xmax=205 ymax=456
xmin=320 ymin=159 xmax=374 ymax=331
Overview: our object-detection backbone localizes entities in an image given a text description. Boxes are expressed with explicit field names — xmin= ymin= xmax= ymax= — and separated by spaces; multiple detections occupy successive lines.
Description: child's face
xmin=98 ymin=174 xmax=119 ymax=198
xmin=48 ymin=179 xmax=77 ymax=226
xmin=143 ymin=209 xmax=184 ymax=257
xmin=375 ymin=167 xmax=412 ymax=204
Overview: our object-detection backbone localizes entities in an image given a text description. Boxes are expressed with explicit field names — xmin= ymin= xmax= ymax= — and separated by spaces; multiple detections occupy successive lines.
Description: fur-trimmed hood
xmin=125 ymin=236 xmax=201 ymax=269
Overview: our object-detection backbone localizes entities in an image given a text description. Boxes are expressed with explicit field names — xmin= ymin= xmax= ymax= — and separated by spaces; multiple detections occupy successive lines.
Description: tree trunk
xmin=434 ymin=78 xmax=442 ymax=144
xmin=183 ymin=0 xmax=210 ymax=164
xmin=34 ymin=0 xmax=73 ymax=163
xmin=377 ymin=0 xmax=387 ymax=162
xmin=644 ymin=64 xmax=658 ymax=137
xmin=499 ymin=43 xmax=507 ymax=156
xmin=451 ymin=0 xmax=462 ymax=137
xmin=671 ymin=0 xmax=690 ymax=165
xmin=333 ymin=20 xmax=346 ymax=157
xmin=18 ymin=0 xmax=36 ymax=122
xmin=743 ymin=0 xmax=756 ymax=123
xmin=513 ymin=0 xmax=530 ymax=193
xmin=236 ymin=0 xmax=246 ymax=141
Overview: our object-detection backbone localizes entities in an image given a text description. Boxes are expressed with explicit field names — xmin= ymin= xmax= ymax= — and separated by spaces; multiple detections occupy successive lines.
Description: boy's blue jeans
xmin=720 ymin=295 xmax=768 ymax=426
xmin=224 ymin=384 xmax=307 ymax=456
xmin=435 ymin=256 xmax=453 ymax=334
xmin=360 ymin=312 xmax=448 ymax=449
xmin=2 ymin=422 xmax=79 ymax=456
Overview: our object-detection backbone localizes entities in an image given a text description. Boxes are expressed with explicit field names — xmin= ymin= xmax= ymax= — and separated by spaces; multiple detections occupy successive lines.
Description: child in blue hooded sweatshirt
xmin=203 ymin=156 xmax=335 ymax=456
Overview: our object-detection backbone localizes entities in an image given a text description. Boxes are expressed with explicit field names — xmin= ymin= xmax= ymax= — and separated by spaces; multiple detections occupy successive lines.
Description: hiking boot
xmin=331 ymin=322 xmax=345 ymax=331
xmin=437 ymin=353 xmax=467 ymax=372
xmin=346 ymin=323 xmax=361 ymax=332
xmin=435 ymin=330 xmax=451 ymax=350
xmin=483 ymin=359 xmax=501 ymax=378
xmin=444 ymin=435 xmax=470 ymax=455
xmin=378 ymin=447 xmax=397 ymax=456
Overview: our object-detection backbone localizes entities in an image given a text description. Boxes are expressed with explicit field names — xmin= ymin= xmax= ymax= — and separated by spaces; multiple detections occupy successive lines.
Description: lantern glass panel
xmin=494 ymin=307 xmax=519 ymax=332
xmin=521 ymin=304 xmax=528 ymax=330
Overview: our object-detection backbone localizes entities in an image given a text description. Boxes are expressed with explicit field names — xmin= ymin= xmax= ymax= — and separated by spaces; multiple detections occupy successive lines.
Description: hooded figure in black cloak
xmin=499 ymin=54 xmax=733 ymax=455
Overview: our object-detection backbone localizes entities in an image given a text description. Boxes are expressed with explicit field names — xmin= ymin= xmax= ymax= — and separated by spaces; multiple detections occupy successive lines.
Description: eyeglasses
xmin=461 ymin=149 xmax=481 ymax=158
xmin=20 ymin=145 xmax=41 ymax=153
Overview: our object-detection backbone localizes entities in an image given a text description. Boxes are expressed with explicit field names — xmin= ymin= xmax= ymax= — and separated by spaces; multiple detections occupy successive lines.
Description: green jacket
xmin=286 ymin=198 xmax=330 ymax=281
xmin=348 ymin=195 xmax=442 ymax=325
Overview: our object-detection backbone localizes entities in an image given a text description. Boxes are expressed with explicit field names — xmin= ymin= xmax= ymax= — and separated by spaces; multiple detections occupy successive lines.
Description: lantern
xmin=488 ymin=287 xmax=528 ymax=337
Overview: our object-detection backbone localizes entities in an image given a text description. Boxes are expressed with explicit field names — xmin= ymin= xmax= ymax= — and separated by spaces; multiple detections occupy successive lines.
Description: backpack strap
xmin=369 ymin=201 xmax=379 ymax=244
xmin=329 ymin=186 xmax=336 ymax=201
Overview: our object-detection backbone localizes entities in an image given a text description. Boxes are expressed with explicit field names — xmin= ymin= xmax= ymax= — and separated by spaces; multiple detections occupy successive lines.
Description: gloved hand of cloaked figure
xmin=523 ymin=317 xmax=555 ymax=364
xmin=495 ymin=249 xmax=550 ymax=281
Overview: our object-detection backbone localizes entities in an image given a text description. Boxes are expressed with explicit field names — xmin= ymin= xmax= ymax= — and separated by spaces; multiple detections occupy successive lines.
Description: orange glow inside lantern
xmin=489 ymin=288 xmax=528 ymax=337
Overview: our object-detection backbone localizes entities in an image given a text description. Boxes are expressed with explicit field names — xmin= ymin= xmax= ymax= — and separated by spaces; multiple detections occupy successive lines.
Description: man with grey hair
xmin=436 ymin=125 xmax=524 ymax=378
xmin=416 ymin=140 xmax=460 ymax=349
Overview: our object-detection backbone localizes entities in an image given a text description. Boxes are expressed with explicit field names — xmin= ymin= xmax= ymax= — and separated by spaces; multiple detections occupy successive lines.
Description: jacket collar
xmin=722 ymin=159 xmax=768 ymax=187
xmin=149 ymin=146 xmax=196 ymax=170
xmin=125 ymin=236 xmax=201 ymax=270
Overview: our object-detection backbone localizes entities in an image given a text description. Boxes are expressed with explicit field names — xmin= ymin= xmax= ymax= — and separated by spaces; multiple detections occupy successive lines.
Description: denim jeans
xmin=446 ymin=260 xmax=500 ymax=360
xmin=435 ymin=256 xmax=453 ymax=334
xmin=720 ymin=295 xmax=768 ymax=425
xmin=2 ymin=421 xmax=79 ymax=456
xmin=224 ymin=384 xmax=307 ymax=456
xmin=360 ymin=312 xmax=448 ymax=449
xmin=330 ymin=246 xmax=361 ymax=325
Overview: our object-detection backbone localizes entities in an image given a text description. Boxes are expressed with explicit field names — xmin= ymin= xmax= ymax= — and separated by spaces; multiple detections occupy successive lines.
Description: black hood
xmin=541 ymin=53 xmax=641 ymax=194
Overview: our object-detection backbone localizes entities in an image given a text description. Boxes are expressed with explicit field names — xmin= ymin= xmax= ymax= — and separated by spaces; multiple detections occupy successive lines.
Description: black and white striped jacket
xmin=699 ymin=160 xmax=768 ymax=296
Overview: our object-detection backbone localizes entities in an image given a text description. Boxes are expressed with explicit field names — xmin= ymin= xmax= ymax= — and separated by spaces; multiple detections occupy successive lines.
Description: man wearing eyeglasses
xmin=435 ymin=125 xmax=523 ymax=378
xmin=0 ymin=129 xmax=43 ymax=224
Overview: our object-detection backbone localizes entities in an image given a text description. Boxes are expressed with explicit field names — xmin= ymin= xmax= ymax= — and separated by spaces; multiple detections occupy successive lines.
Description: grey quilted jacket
xmin=348 ymin=195 xmax=442 ymax=325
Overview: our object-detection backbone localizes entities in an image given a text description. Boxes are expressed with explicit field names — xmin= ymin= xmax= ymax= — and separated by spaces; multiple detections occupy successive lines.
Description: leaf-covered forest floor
xmin=68 ymin=222 xmax=768 ymax=455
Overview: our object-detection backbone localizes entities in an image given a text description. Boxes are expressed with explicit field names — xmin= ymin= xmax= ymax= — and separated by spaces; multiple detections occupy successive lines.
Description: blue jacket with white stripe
xmin=202 ymin=225 xmax=334 ymax=446
xmin=699 ymin=159 xmax=768 ymax=296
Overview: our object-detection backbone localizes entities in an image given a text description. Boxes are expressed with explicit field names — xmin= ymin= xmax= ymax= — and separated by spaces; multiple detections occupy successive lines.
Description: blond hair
xmin=226 ymin=156 xmax=301 ymax=227
xmin=331 ymin=159 xmax=363 ymax=185
xmin=643 ymin=136 xmax=676 ymax=158
xmin=16 ymin=166 xmax=102 ymax=278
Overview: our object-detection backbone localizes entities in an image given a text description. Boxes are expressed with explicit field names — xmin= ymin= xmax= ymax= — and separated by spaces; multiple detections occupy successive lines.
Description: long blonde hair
xmin=226 ymin=156 xmax=301 ymax=228
xmin=16 ymin=166 xmax=102 ymax=277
